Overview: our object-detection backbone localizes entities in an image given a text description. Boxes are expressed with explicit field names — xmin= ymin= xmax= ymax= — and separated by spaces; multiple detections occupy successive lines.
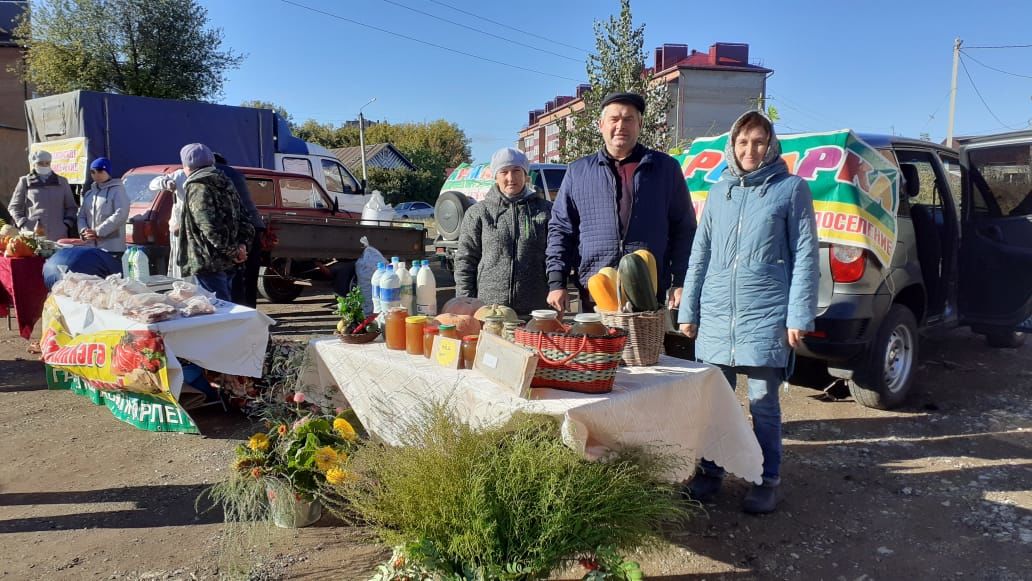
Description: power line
xmin=959 ymin=49 xmax=1032 ymax=80
xmin=378 ymin=0 xmax=582 ymax=63
xmin=278 ymin=0 xmax=584 ymax=83
xmin=958 ymin=55 xmax=1020 ymax=130
xmin=963 ymin=43 xmax=1032 ymax=49
xmin=921 ymin=89 xmax=953 ymax=130
xmin=427 ymin=0 xmax=591 ymax=54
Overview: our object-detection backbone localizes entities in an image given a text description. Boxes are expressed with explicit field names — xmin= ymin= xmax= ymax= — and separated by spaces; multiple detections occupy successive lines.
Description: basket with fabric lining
xmin=513 ymin=327 xmax=627 ymax=394
xmin=598 ymin=308 xmax=666 ymax=366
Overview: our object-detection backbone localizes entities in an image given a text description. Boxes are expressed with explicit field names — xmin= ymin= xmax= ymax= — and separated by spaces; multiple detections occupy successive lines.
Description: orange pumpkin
xmin=4 ymin=237 xmax=33 ymax=258
xmin=434 ymin=313 xmax=481 ymax=337
xmin=441 ymin=296 xmax=484 ymax=316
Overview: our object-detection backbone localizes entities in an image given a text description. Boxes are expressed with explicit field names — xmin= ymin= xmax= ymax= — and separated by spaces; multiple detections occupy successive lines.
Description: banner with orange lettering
xmin=677 ymin=130 xmax=899 ymax=266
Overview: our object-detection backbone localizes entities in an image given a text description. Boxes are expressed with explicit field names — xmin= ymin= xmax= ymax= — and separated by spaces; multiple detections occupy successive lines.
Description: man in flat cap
xmin=546 ymin=92 xmax=696 ymax=313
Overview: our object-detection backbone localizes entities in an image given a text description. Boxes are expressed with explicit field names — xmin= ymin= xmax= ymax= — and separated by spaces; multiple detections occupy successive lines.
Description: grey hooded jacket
xmin=454 ymin=185 xmax=552 ymax=316
xmin=78 ymin=178 xmax=130 ymax=253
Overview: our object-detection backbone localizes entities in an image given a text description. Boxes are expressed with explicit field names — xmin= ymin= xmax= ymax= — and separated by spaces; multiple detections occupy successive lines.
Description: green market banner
xmin=41 ymin=297 xmax=198 ymax=433
xmin=441 ymin=162 xmax=495 ymax=202
xmin=676 ymin=130 xmax=900 ymax=266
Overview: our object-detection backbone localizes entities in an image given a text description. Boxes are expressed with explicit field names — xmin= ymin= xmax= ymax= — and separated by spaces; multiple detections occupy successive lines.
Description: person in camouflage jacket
xmin=176 ymin=143 xmax=255 ymax=301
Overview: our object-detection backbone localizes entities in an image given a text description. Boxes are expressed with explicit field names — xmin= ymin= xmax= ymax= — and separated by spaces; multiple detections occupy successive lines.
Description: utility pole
xmin=946 ymin=38 xmax=962 ymax=146
xmin=358 ymin=97 xmax=377 ymax=187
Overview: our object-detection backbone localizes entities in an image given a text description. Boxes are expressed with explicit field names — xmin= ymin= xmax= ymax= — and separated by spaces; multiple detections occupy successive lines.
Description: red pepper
xmin=352 ymin=314 xmax=378 ymax=334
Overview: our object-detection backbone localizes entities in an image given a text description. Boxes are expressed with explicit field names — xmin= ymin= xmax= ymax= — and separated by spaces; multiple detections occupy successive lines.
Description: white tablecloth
xmin=300 ymin=338 xmax=763 ymax=483
xmin=54 ymin=295 xmax=274 ymax=397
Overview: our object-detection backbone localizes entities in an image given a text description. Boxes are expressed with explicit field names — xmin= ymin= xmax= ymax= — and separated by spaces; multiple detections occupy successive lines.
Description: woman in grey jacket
xmin=678 ymin=111 xmax=819 ymax=514
xmin=454 ymin=148 xmax=551 ymax=317
xmin=8 ymin=150 xmax=77 ymax=240
xmin=77 ymin=157 xmax=130 ymax=255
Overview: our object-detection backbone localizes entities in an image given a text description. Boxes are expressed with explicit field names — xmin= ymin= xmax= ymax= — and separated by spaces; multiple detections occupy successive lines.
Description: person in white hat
xmin=454 ymin=147 xmax=552 ymax=316
xmin=8 ymin=150 xmax=77 ymax=241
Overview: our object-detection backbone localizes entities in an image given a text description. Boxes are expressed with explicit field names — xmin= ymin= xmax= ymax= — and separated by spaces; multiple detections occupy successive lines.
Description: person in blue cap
xmin=77 ymin=157 xmax=129 ymax=256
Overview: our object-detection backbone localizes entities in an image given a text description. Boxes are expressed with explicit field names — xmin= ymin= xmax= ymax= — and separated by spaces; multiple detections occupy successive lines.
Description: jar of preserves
xmin=385 ymin=307 xmax=408 ymax=350
xmin=422 ymin=326 xmax=439 ymax=358
xmin=405 ymin=315 xmax=428 ymax=355
xmin=482 ymin=315 xmax=504 ymax=336
xmin=502 ymin=321 xmax=521 ymax=342
xmin=461 ymin=335 xmax=479 ymax=369
xmin=438 ymin=324 xmax=460 ymax=341
xmin=525 ymin=309 xmax=564 ymax=334
xmin=569 ymin=313 xmax=609 ymax=337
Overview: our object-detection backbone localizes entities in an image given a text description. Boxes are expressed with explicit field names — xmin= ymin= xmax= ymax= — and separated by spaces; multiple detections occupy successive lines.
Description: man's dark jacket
xmin=546 ymin=147 xmax=697 ymax=299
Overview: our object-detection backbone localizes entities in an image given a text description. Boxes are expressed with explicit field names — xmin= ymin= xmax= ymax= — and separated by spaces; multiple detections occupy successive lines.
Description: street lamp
xmin=358 ymin=97 xmax=377 ymax=187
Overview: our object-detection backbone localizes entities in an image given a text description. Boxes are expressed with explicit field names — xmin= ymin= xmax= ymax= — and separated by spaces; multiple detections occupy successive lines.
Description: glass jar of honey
xmin=569 ymin=313 xmax=609 ymax=337
xmin=438 ymin=324 xmax=460 ymax=341
xmin=385 ymin=307 xmax=408 ymax=350
xmin=422 ymin=326 xmax=439 ymax=358
xmin=526 ymin=309 xmax=564 ymax=334
xmin=461 ymin=335 xmax=479 ymax=369
xmin=482 ymin=315 xmax=504 ymax=337
xmin=405 ymin=315 xmax=428 ymax=355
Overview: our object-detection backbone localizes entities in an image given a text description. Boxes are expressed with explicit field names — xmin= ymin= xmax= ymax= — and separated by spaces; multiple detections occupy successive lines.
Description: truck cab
xmin=273 ymin=144 xmax=369 ymax=214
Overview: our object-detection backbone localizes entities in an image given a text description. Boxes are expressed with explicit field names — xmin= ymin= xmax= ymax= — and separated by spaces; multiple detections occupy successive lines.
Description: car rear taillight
xmin=830 ymin=245 xmax=865 ymax=283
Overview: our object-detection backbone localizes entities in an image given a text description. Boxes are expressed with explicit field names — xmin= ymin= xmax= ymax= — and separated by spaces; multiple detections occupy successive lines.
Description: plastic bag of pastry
xmin=179 ymin=295 xmax=216 ymax=317
xmin=125 ymin=302 xmax=177 ymax=323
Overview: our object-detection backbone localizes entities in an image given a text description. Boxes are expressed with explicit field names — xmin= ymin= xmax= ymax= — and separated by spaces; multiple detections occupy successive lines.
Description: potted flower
xmin=208 ymin=412 xmax=361 ymax=528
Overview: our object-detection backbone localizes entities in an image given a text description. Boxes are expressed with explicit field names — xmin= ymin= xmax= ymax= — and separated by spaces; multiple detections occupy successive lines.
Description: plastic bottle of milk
xmin=415 ymin=260 xmax=437 ymax=316
xmin=409 ymin=261 xmax=421 ymax=310
xmin=370 ymin=262 xmax=385 ymax=314
xmin=380 ymin=264 xmax=401 ymax=313
xmin=397 ymin=261 xmax=415 ymax=314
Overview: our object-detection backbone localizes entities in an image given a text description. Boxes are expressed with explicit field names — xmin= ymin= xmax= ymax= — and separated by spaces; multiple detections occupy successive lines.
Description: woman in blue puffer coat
xmin=678 ymin=111 xmax=819 ymax=514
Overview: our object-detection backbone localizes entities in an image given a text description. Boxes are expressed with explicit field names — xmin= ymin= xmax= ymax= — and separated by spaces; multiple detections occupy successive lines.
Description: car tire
xmin=435 ymin=190 xmax=472 ymax=241
xmin=985 ymin=330 xmax=1026 ymax=348
xmin=848 ymin=304 xmax=919 ymax=410
xmin=258 ymin=260 xmax=303 ymax=303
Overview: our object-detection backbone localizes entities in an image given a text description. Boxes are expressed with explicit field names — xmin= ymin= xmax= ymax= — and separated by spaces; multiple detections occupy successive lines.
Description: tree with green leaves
xmin=558 ymin=0 xmax=670 ymax=162
xmin=240 ymin=100 xmax=294 ymax=127
xmin=14 ymin=0 xmax=242 ymax=101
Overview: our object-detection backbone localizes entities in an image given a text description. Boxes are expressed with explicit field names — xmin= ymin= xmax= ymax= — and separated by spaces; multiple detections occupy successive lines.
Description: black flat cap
xmin=600 ymin=92 xmax=646 ymax=114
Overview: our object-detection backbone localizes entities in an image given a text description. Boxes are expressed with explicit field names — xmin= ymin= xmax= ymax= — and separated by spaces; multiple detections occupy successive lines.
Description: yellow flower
xmin=248 ymin=433 xmax=270 ymax=452
xmin=314 ymin=446 xmax=338 ymax=472
xmin=333 ymin=417 xmax=357 ymax=441
xmin=325 ymin=467 xmax=348 ymax=485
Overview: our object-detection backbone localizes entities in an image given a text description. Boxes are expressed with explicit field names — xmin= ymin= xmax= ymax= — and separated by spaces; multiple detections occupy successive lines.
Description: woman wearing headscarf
xmin=7 ymin=150 xmax=77 ymax=240
xmin=77 ymin=157 xmax=129 ymax=256
xmin=678 ymin=111 xmax=819 ymax=514
xmin=454 ymin=147 xmax=551 ymax=316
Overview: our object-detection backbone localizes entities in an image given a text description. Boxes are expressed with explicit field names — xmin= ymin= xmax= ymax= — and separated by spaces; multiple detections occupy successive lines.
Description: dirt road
xmin=1 ymin=278 xmax=1029 ymax=580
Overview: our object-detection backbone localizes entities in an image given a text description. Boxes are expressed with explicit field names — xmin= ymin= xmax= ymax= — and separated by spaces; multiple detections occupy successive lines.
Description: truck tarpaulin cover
xmin=24 ymin=91 xmax=282 ymax=178
xmin=676 ymin=129 xmax=900 ymax=266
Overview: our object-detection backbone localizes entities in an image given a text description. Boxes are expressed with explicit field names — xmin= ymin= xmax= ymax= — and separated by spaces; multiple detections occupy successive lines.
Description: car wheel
xmin=848 ymin=304 xmax=919 ymax=409
xmin=985 ymin=330 xmax=1026 ymax=348
xmin=258 ymin=259 xmax=303 ymax=303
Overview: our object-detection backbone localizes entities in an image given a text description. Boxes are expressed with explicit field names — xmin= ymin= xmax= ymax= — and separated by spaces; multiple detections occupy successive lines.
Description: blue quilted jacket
xmin=546 ymin=148 xmax=696 ymax=297
xmin=678 ymin=158 xmax=819 ymax=368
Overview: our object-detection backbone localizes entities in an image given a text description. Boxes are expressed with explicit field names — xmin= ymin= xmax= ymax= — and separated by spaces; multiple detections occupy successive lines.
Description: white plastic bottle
xmin=416 ymin=260 xmax=437 ymax=316
xmin=397 ymin=261 xmax=414 ymax=314
xmin=370 ymin=261 xmax=385 ymax=314
xmin=121 ymin=247 xmax=134 ymax=279
xmin=409 ymin=261 xmax=420 ymax=311
xmin=380 ymin=264 xmax=401 ymax=313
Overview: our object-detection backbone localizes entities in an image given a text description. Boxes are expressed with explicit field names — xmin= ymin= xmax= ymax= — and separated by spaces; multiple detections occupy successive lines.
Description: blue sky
xmin=204 ymin=0 xmax=1032 ymax=162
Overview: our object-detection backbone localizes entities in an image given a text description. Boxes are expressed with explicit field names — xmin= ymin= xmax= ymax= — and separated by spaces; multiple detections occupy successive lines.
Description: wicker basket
xmin=513 ymin=328 xmax=628 ymax=394
xmin=598 ymin=308 xmax=666 ymax=366
xmin=337 ymin=330 xmax=380 ymax=345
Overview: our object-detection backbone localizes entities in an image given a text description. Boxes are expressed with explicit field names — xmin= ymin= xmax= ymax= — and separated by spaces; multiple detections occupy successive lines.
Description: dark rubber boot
xmin=743 ymin=483 xmax=780 ymax=514
xmin=682 ymin=472 xmax=723 ymax=503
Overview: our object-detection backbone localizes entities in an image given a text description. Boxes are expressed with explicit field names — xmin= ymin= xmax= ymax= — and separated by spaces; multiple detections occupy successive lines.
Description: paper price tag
xmin=432 ymin=336 xmax=462 ymax=369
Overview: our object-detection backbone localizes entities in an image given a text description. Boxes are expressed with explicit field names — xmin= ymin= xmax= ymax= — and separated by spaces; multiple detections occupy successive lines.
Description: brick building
xmin=518 ymin=42 xmax=771 ymax=162
xmin=0 ymin=2 xmax=30 ymax=215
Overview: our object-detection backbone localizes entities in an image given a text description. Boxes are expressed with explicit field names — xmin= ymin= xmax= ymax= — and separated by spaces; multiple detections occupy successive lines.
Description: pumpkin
xmin=618 ymin=253 xmax=659 ymax=312
xmin=441 ymin=296 xmax=484 ymax=316
xmin=0 ymin=224 xmax=17 ymax=239
xmin=588 ymin=273 xmax=620 ymax=312
xmin=473 ymin=304 xmax=518 ymax=323
xmin=633 ymin=249 xmax=658 ymax=296
xmin=434 ymin=313 xmax=481 ymax=337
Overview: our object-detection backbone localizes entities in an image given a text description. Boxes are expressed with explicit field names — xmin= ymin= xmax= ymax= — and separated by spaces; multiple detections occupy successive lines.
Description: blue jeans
xmin=195 ymin=270 xmax=232 ymax=302
xmin=699 ymin=364 xmax=784 ymax=486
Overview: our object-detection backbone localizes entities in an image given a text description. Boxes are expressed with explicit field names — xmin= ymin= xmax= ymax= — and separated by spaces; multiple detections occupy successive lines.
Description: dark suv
xmin=798 ymin=132 xmax=1032 ymax=408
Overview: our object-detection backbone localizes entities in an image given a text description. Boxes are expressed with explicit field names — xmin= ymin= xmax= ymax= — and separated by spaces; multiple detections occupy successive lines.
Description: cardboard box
xmin=473 ymin=332 xmax=538 ymax=398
